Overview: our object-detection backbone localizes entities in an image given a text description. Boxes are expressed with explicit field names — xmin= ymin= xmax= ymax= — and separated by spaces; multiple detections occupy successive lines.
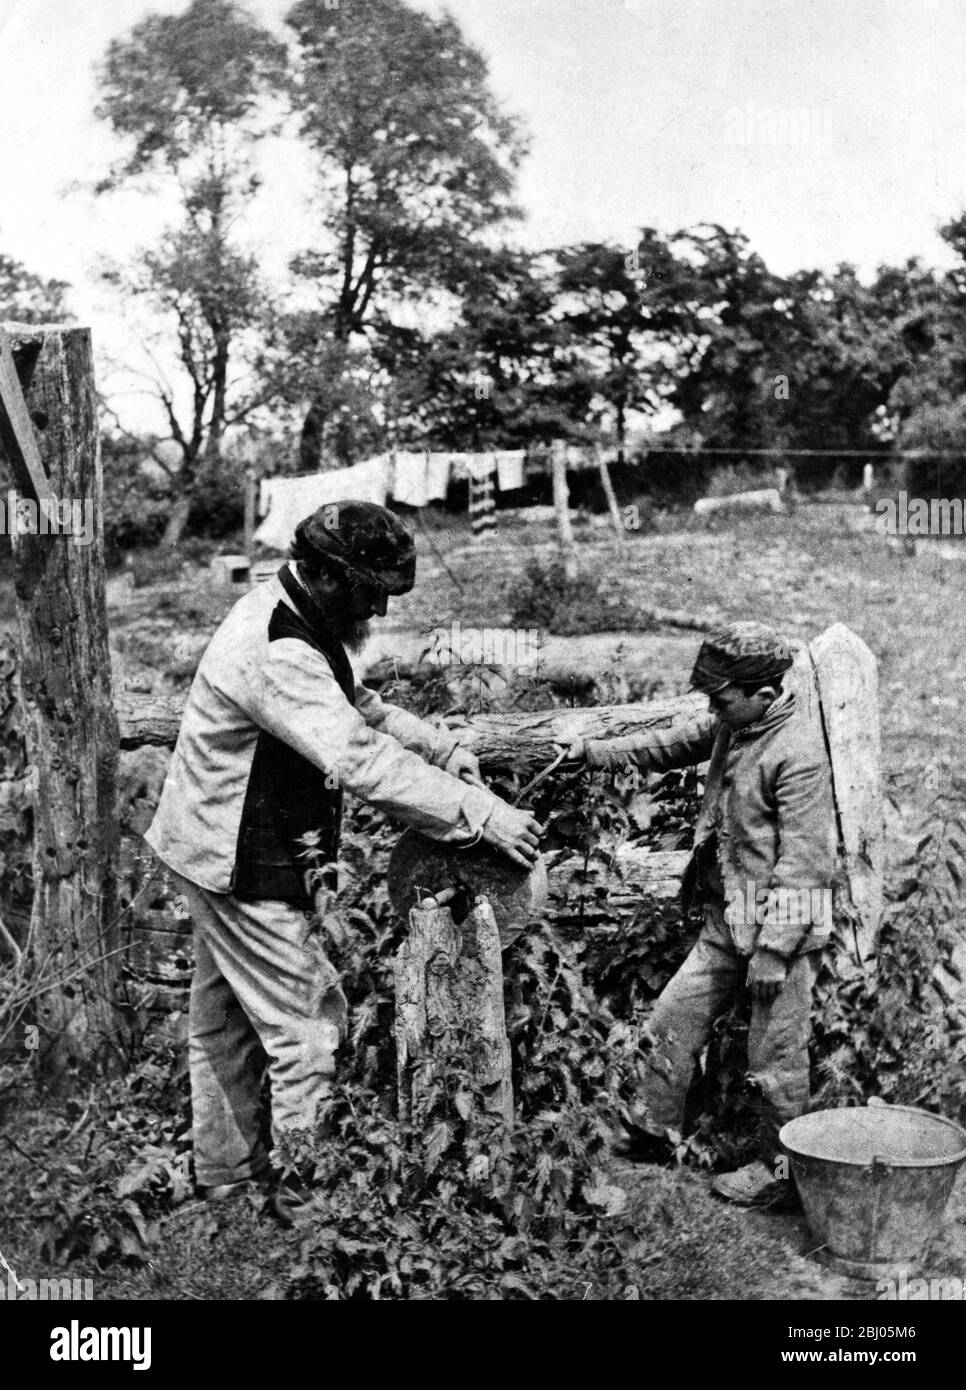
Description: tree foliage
xmin=0 ymin=255 xmax=71 ymax=324
xmin=281 ymin=0 xmax=528 ymax=466
xmin=94 ymin=0 xmax=286 ymax=540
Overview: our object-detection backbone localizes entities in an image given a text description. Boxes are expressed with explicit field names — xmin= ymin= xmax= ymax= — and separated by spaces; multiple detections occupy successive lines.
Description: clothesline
xmin=252 ymin=445 xmax=617 ymax=549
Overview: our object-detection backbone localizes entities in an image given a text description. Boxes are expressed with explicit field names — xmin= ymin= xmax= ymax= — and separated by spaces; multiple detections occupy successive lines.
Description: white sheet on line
xmin=253 ymin=456 xmax=389 ymax=550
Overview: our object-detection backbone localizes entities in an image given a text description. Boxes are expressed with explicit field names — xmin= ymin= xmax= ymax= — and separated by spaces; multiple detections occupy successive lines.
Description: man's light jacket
xmin=145 ymin=566 xmax=497 ymax=902
xmin=583 ymin=691 xmax=837 ymax=958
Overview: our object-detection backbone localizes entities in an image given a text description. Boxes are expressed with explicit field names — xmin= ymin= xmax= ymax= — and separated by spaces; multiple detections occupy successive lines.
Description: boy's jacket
xmin=584 ymin=691 xmax=836 ymax=957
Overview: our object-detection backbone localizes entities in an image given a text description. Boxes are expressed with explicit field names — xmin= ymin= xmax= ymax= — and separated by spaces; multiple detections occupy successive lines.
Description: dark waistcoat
xmin=230 ymin=566 xmax=355 ymax=906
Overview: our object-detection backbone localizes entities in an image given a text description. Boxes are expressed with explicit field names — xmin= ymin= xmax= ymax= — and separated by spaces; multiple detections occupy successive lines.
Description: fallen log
xmin=117 ymin=687 xmax=711 ymax=770
xmin=693 ymin=488 xmax=783 ymax=517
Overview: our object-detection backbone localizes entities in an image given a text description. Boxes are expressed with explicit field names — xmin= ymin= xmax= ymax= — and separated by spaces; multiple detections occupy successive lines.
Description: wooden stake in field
xmin=243 ymin=467 xmax=257 ymax=558
xmin=0 ymin=323 xmax=121 ymax=1074
xmin=551 ymin=440 xmax=577 ymax=581
xmin=593 ymin=440 xmax=626 ymax=554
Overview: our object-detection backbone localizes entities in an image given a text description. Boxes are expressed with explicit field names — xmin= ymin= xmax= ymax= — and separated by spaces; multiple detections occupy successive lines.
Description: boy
xmin=561 ymin=621 xmax=836 ymax=1204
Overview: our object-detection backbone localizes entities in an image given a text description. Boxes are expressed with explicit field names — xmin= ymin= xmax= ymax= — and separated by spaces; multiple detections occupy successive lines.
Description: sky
xmin=1 ymin=0 xmax=966 ymax=431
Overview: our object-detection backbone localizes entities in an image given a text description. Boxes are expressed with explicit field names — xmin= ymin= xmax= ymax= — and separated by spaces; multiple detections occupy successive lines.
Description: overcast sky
xmin=2 ymin=0 xmax=965 ymax=430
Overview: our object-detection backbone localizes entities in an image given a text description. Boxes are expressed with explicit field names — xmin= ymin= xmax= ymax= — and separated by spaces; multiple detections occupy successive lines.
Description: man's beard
xmin=294 ymin=565 xmax=372 ymax=650
xmin=333 ymin=617 xmax=371 ymax=653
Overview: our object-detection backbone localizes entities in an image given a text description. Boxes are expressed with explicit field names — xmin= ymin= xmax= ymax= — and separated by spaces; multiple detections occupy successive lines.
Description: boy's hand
xmin=553 ymin=737 xmax=586 ymax=764
xmin=747 ymin=948 xmax=789 ymax=1002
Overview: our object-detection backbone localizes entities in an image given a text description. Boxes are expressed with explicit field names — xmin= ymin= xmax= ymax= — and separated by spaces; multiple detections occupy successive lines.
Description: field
xmin=2 ymin=498 xmax=966 ymax=1301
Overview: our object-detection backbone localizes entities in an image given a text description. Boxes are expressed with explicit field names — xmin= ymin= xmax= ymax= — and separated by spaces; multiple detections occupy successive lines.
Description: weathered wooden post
xmin=243 ymin=467 xmax=257 ymax=558
xmin=593 ymin=441 xmax=625 ymax=553
xmin=550 ymin=440 xmax=578 ymax=581
xmin=395 ymin=893 xmax=513 ymax=1127
xmin=1 ymin=323 xmax=121 ymax=1073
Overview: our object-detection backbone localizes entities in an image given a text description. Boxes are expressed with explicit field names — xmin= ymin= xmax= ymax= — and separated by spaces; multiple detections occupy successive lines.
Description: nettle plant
xmin=812 ymin=790 xmax=966 ymax=1117
xmin=280 ymin=749 xmax=768 ymax=1297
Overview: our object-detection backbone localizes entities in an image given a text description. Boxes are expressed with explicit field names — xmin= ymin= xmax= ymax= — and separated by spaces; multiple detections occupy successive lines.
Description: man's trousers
xmin=172 ymin=872 xmax=348 ymax=1188
xmin=633 ymin=903 xmax=821 ymax=1162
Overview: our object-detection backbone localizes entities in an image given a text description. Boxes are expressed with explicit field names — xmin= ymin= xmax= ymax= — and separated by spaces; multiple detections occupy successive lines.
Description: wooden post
xmin=551 ymin=440 xmax=577 ymax=581
xmin=395 ymin=895 xmax=513 ymax=1127
xmin=594 ymin=442 xmax=625 ymax=552
xmin=2 ymin=322 xmax=121 ymax=1073
xmin=809 ymin=623 xmax=884 ymax=961
xmin=243 ymin=467 xmax=257 ymax=557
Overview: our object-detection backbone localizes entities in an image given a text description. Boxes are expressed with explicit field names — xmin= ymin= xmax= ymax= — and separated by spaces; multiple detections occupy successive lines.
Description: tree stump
xmin=394 ymin=895 xmax=513 ymax=1127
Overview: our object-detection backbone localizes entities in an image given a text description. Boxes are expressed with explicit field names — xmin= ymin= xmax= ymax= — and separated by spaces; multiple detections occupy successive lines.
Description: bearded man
xmin=145 ymin=501 xmax=540 ymax=1220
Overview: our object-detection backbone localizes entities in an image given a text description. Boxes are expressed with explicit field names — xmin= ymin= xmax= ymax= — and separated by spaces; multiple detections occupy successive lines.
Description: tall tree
xmin=377 ymin=246 xmax=584 ymax=451
xmin=666 ymin=224 xmax=801 ymax=452
xmin=94 ymin=0 xmax=286 ymax=542
xmin=283 ymin=0 xmax=527 ymax=467
xmin=553 ymin=232 xmax=688 ymax=459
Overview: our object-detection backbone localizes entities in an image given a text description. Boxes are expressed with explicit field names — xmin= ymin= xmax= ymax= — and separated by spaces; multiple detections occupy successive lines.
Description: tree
xmin=94 ymin=0 xmax=286 ymax=542
xmin=887 ymin=220 xmax=966 ymax=496
xmin=0 ymin=255 xmax=71 ymax=324
xmin=282 ymin=0 xmax=528 ymax=467
xmin=665 ymin=224 xmax=803 ymax=453
xmin=553 ymin=232 xmax=688 ymax=459
xmin=663 ymin=226 xmax=908 ymax=487
xmin=376 ymin=246 xmax=586 ymax=451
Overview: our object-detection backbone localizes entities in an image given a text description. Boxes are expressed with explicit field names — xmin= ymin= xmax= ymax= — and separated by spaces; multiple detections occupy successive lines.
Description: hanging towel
xmin=494 ymin=450 xmax=525 ymax=492
xmin=469 ymin=473 xmax=496 ymax=541
xmin=425 ymin=453 xmax=452 ymax=501
xmin=253 ymin=456 xmax=389 ymax=551
xmin=392 ymin=451 xmax=429 ymax=508
xmin=465 ymin=453 xmax=496 ymax=483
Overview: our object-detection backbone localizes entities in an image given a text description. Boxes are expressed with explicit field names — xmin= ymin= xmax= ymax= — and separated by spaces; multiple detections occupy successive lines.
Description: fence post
xmin=3 ymin=322 xmax=121 ymax=1074
xmin=395 ymin=895 xmax=513 ymax=1127
xmin=551 ymin=440 xmax=577 ymax=581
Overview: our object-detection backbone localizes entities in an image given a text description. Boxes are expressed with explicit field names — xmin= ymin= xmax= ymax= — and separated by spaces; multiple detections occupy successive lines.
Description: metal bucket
xmin=779 ymin=1103 xmax=966 ymax=1280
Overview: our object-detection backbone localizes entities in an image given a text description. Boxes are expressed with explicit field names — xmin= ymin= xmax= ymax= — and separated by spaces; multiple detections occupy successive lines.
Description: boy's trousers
xmin=633 ymin=902 xmax=821 ymax=1162
xmin=172 ymin=872 xmax=348 ymax=1187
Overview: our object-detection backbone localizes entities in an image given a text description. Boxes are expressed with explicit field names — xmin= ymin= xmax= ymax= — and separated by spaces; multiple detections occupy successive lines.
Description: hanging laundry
xmin=465 ymin=453 xmax=496 ymax=483
xmin=391 ymin=451 xmax=430 ymax=508
xmin=469 ymin=473 xmax=496 ymax=542
xmin=494 ymin=450 xmax=525 ymax=492
xmin=425 ymin=453 xmax=452 ymax=501
xmin=253 ymin=455 xmax=389 ymax=551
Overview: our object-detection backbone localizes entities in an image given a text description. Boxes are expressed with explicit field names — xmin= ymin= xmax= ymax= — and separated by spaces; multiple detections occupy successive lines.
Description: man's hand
xmin=481 ymin=800 xmax=543 ymax=869
xmin=446 ymin=746 xmax=486 ymax=788
xmin=747 ymin=948 xmax=789 ymax=1003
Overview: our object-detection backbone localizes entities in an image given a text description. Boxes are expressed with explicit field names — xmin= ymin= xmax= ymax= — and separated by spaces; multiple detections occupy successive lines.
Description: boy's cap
xmin=294 ymin=500 xmax=416 ymax=595
xmin=690 ymin=620 xmax=793 ymax=694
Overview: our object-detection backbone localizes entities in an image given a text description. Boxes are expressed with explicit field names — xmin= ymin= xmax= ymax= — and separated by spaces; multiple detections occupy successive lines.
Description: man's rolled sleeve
xmin=354 ymin=682 xmax=460 ymax=768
